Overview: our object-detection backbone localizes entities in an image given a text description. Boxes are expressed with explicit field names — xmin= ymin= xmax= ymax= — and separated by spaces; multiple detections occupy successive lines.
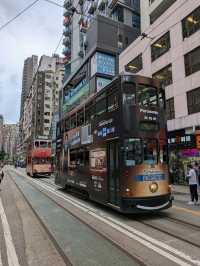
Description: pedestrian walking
xmin=187 ymin=164 xmax=199 ymax=205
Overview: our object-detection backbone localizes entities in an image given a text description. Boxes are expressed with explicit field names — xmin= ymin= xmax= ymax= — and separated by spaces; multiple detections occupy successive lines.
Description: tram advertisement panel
xmin=90 ymin=148 xmax=107 ymax=192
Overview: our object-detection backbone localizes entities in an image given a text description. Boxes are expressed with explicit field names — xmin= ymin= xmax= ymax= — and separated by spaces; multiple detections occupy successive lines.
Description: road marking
xmin=0 ymin=197 xmax=20 ymax=266
xmin=12 ymin=170 xmax=200 ymax=266
xmin=173 ymin=206 xmax=200 ymax=217
xmin=0 ymin=248 xmax=2 ymax=266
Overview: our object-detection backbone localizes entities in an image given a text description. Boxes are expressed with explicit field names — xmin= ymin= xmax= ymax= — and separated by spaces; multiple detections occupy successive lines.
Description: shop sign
xmin=140 ymin=109 xmax=158 ymax=122
xmin=181 ymin=149 xmax=200 ymax=157
xmin=168 ymin=134 xmax=195 ymax=148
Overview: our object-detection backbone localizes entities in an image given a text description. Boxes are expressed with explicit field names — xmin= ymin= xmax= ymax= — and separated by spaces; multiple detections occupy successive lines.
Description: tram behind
xmin=26 ymin=139 xmax=53 ymax=177
xmin=55 ymin=74 xmax=173 ymax=213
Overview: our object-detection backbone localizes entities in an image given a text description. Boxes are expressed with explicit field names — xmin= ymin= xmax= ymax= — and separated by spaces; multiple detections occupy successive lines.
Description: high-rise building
xmin=119 ymin=0 xmax=200 ymax=184
xmin=62 ymin=0 xmax=140 ymax=78
xmin=1 ymin=123 xmax=19 ymax=160
xmin=23 ymin=54 xmax=64 ymax=147
xmin=20 ymin=55 xmax=38 ymax=119
xmin=0 ymin=115 xmax=4 ymax=152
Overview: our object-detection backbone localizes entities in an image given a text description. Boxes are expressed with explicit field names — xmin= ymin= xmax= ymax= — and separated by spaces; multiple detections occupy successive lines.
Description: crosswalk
xmin=0 ymin=197 xmax=20 ymax=266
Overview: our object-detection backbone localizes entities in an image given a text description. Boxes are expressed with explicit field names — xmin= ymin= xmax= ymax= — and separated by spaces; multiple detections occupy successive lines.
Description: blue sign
xmin=135 ymin=174 xmax=165 ymax=182
xmin=97 ymin=127 xmax=115 ymax=137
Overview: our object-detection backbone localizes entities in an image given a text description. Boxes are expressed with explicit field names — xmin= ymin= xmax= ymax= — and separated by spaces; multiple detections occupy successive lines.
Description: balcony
xmin=108 ymin=0 xmax=117 ymax=8
xmin=78 ymin=49 xmax=84 ymax=58
xmin=62 ymin=47 xmax=71 ymax=56
xmin=63 ymin=9 xmax=73 ymax=17
xmin=63 ymin=26 xmax=71 ymax=36
xmin=98 ymin=0 xmax=108 ymax=10
xmin=63 ymin=55 xmax=71 ymax=64
xmin=79 ymin=20 xmax=88 ymax=33
xmin=63 ymin=36 xmax=71 ymax=46
xmin=88 ymin=2 xmax=97 ymax=14
xmin=64 ymin=0 xmax=72 ymax=9
xmin=63 ymin=16 xmax=71 ymax=26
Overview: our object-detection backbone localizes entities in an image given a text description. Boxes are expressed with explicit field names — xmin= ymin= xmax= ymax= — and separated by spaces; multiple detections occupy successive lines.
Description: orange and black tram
xmin=55 ymin=74 xmax=173 ymax=213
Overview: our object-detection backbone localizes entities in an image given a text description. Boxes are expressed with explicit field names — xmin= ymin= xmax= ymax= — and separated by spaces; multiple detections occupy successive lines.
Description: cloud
xmin=0 ymin=0 xmax=63 ymax=123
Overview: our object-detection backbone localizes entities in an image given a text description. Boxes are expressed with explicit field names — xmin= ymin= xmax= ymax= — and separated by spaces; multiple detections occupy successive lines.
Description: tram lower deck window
xmin=143 ymin=139 xmax=158 ymax=165
xmin=124 ymin=139 xmax=142 ymax=166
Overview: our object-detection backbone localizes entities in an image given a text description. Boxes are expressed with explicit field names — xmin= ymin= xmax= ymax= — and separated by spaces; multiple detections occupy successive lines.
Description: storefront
xmin=168 ymin=129 xmax=200 ymax=184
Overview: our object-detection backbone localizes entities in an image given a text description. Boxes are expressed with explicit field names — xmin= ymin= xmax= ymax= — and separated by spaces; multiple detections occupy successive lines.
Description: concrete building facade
xmin=22 ymin=54 xmax=65 ymax=148
xmin=20 ymin=55 xmax=38 ymax=119
xmin=62 ymin=0 xmax=140 ymax=78
xmin=119 ymin=0 xmax=200 ymax=183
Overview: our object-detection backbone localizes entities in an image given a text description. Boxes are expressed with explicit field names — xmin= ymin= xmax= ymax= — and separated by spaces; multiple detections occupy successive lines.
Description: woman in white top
xmin=187 ymin=164 xmax=198 ymax=205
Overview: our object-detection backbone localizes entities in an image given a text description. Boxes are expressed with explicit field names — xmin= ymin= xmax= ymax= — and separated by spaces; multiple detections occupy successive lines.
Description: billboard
xmin=63 ymin=79 xmax=89 ymax=113
xmin=91 ymin=52 xmax=116 ymax=77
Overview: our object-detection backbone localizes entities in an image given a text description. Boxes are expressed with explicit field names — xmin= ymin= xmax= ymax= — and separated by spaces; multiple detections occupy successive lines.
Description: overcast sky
xmin=0 ymin=0 xmax=63 ymax=124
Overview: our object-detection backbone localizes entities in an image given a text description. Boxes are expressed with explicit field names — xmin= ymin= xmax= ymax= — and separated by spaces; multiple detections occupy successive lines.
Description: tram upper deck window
xmin=124 ymin=138 xmax=142 ymax=166
xmin=137 ymin=85 xmax=158 ymax=107
xmin=40 ymin=141 xmax=48 ymax=148
xmin=143 ymin=139 xmax=158 ymax=165
xmin=35 ymin=141 xmax=39 ymax=148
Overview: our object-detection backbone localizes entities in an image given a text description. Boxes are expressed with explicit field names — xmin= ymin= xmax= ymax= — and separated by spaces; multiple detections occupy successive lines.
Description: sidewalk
xmin=172 ymin=185 xmax=190 ymax=195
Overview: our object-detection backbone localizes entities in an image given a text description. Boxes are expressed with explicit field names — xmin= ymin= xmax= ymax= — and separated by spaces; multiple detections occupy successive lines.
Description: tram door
xmin=107 ymin=141 xmax=120 ymax=206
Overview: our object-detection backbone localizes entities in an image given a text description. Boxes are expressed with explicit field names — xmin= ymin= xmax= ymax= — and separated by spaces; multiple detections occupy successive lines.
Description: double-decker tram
xmin=55 ymin=74 xmax=173 ymax=213
xmin=26 ymin=139 xmax=53 ymax=177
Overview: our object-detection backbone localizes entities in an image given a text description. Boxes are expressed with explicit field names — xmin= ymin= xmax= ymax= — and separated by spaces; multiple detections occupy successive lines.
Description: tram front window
xmin=143 ymin=139 xmax=158 ymax=165
xmin=124 ymin=138 xmax=142 ymax=166
xmin=137 ymin=85 xmax=158 ymax=107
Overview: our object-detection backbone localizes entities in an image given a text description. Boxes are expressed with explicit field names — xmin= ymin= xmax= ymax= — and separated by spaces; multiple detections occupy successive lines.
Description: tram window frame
xmin=70 ymin=115 xmax=76 ymax=129
xmin=137 ymin=85 xmax=158 ymax=107
xmin=65 ymin=119 xmax=70 ymax=131
xmin=95 ymin=93 xmax=107 ymax=116
xmin=69 ymin=148 xmax=89 ymax=168
xmin=124 ymin=138 xmax=143 ymax=166
xmin=140 ymin=121 xmax=159 ymax=131
xmin=143 ymin=139 xmax=158 ymax=165
xmin=77 ymin=109 xmax=84 ymax=127
xmin=107 ymin=92 xmax=119 ymax=112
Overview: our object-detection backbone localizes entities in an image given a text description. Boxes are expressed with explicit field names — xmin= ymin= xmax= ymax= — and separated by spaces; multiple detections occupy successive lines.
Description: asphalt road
xmin=1 ymin=166 xmax=200 ymax=266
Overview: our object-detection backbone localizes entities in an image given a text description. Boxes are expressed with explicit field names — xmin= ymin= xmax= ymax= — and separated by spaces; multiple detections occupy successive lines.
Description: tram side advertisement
xmin=90 ymin=148 xmax=107 ymax=192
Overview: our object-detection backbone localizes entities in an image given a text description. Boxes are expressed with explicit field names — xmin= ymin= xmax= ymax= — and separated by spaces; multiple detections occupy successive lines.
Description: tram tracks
xmin=39 ymin=176 xmax=200 ymax=249
xmin=11 ymin=169 xmax=200 ymax=266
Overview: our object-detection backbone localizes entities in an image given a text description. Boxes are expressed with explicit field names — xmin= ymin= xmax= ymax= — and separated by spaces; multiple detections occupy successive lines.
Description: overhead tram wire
xmin=0 ymin=0 xmax=40 ymax=32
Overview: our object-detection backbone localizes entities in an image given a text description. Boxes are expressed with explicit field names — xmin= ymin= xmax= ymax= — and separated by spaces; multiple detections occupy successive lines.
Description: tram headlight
xmin=149 ymin=182 xmax=158 ymax=193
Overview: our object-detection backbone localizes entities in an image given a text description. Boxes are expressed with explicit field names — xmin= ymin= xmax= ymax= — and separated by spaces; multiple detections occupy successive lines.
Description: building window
xmin=182 ymin=6 xmax=200 ymax=39
xmin=166 ymin=98 xmax=175 ymax=120
xmin=151 ymin=32 xmax=170 ymax=61
xmin=125 ymin=53 xmax=143 ymax=73
xmin=150 ymin=0 xmax=177 ymax=24
xmin=149 ymin=0 xmax=156 ymax=5
xmin=184 ymin=46 xmax=200 ymax=76
xmin=112 ymin=6 xmax=124 ymax=23
xmin=152 ymin=64 xmax=172 ymax=87
xmin=132 ymin=13 xmax=140 ymax=28
xmin=44 ymin=119 xmax=50 ymax=123
xmin=187 ymin=87 xmax=200 ymax=114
